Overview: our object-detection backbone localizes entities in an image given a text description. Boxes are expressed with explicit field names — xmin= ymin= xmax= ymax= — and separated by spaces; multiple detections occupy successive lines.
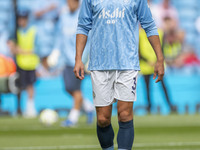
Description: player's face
xmin=67 ymin=0 xmax=79 ymax=12
xmin=17 ymin=17 xmax=28 ymax=28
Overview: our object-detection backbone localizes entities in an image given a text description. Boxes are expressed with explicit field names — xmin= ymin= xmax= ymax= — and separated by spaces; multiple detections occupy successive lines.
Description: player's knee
xmin=97 ymin=116 xmax=111 ymax=127
xmin=118 ymin=110 xmax=133 ymax=122
xmin=66 ymin=89 xmax=73 ymax=95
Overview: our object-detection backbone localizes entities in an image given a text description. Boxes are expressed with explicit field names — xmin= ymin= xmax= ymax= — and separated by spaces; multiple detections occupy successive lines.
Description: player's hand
xmin=153 ymin=60 xmax=164 ymax=83
xmin=74 ymin=59 xmax=85 ymax=80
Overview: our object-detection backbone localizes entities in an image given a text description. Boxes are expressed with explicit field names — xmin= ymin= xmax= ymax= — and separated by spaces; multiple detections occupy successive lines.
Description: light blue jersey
xmin=55 ymin=6 xmax=90 ymax=67
xmin=56 ymin=8 xmax=80 ymax=67
xmin=77 ymin=0 xmax=158 ymax=71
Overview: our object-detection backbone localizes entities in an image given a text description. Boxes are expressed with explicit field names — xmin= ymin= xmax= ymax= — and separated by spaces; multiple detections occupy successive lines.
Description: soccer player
xmin=74 ymin=0 xmax=164 ymax=150
xmin=54 ymin=0 xmax=94 ymax=127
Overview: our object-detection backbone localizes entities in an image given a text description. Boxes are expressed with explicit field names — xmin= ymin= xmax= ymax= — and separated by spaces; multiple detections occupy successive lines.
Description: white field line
xmin=0 ymin=145 xmax=100 ymax=150
xmin=0 ymin=142 xmax=200 ymax=150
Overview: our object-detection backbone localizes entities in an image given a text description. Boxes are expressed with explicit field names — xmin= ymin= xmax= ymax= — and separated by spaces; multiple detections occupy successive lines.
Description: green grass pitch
xmin=0 ymin=115 xmax=200 ymax=150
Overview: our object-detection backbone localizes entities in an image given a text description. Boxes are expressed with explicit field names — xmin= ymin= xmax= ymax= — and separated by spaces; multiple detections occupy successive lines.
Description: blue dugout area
xmin=1 ymin=74 xmax=200 ymax=116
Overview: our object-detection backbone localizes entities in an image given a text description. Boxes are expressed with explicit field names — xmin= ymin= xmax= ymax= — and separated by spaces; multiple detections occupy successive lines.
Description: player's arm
xmin=74 ymin=0 xmax=92 ymax=80
xmin=148 ymin=35 xmax=164 ymax=83
xmin=74 ymin=34 xmax=88 ymax=80
xmin=137 ymin=0 xmax=164 ymax=83
xmin=34 ymin=3 xmax=57 ymax=19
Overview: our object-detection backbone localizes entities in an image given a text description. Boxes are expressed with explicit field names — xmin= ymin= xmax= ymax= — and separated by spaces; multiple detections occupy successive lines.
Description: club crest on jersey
xmin=99 ymin=8 xmax=125 ymax=24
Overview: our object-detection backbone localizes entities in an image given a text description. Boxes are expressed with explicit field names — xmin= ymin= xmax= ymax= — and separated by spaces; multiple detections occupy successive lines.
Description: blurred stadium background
xmin=0 ymin=0 xmax=200 ymax=149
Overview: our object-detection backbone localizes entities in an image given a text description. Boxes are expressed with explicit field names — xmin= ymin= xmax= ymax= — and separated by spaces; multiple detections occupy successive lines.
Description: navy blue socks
xmin=117 ymin=120 xmax=134 ymax=150
xmin=97 ymin=120 xmax=134 ymax=150
xmin=97 ymin=124 xmax=114 ymax=149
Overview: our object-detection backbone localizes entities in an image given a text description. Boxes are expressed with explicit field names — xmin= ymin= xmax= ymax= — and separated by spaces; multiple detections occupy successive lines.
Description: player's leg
xmin=96 ymin=105 xmax=114 ymax=150
xmin=24 ymin=70 xmax=37 ymax=117
xmin=91 ymin=71 xmax=116 ymax=150
xmin=16 ymin=68 xmax=24 ymax=115
xmin=160 ymin=78 xmax=176 ymax=112
xmin=67 ymin=90 xmax=83 ymax=125
xmin=117 ymin=101 xmax=134 ymax=150
xmin=25 ymin=84 xmax=36 ymax=116
xmin=144 ymin=75 xmax=151 ymax=112
xmin=71 ymin=90 xmax=83 ymax=110
xmin=62 ymin=66 xmax=83 ymax=126
xmin=27 ymin=84 xmax=34 ymax=100
xmin=114 ymin=70 xmax=138 ymax=150
xmin=68 ymin=88 xmax=94 ymax=125
xmin=82 ymin=98 xmax=95 ymax=124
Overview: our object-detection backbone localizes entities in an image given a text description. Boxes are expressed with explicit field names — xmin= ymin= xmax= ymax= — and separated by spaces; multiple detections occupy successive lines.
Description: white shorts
xmin=91 ymin=70 xmax=138 ymax=107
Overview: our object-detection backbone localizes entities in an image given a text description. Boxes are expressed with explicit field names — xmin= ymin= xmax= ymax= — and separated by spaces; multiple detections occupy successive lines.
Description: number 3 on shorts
xmin=132 ymin=77 xmax=136 ymax=95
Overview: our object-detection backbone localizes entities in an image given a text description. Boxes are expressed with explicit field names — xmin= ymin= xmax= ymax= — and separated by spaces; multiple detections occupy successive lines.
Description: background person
xmin=162 ymin=16 xmax=200 ymax=74
xmin=54 ymin=0 xmax=94 ymax=127
xmin=139 ymin=27 xmax=176 ymax=113
xmin=11 ymin=8 xmax=39 ymax=118
xmin=32 ymin=0 xmax=61 ymax=58
xmin=149 ymin=0 xmax=179 ymax=30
